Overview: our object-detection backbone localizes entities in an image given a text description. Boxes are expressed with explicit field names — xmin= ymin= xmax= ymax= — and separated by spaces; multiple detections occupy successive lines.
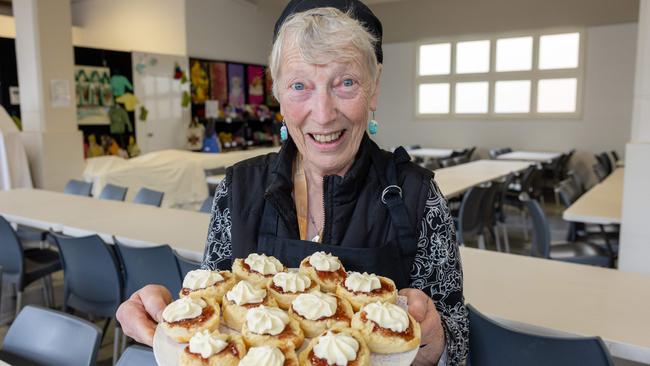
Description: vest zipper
xmin=321 ymin=175 xmax=332 ymax=244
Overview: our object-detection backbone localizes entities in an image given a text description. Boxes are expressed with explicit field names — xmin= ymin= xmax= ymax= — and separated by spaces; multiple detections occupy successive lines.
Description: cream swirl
xmin=344 ymin=272 xmax=381 ymax=293
xmin=308 ymin=251 xmax=341 ymax=272
xmin=313 ymin=331 xmax=359 ymax=365
xmin=272 ymin=272 xmax=311 ymax=293
xmin=245 ymin=305 xmax=289 ymax=335
xmin=363 ymin=301 xmax=409 ymax=332
xmin=188 ymin=330 xmax=228 ymax=358
xmin=238 ymin=346 xmax=285 ymax=366
xmin=183 ymin=269 xmax=224 ymax=290
xmin=244 ymin=253 xmax=283 ymax=275
xmin=226 ymin=280 xmax=266 ymax=305
xmin=292 ymin=292 xmax=337 ymax=320
xmin=162 ymin=297 xmax=206 ymax=322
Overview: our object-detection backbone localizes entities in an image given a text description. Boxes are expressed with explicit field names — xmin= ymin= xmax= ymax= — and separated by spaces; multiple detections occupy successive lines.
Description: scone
xmin=160 ymin=297 xmax=220 ymax=342
xmin=299 ymin=328 xmax=370 ymax=366
xmin=179 ymin=330 xmax=245 ymax=366
xmin=221 ymin=280 xmax=278 ymax=331
xmin=288 ymin=291 xmax=353 ymax=338
xmin=238 ymin=345 xmax=299 ymax=366
xmin=299 ymin=251 xmax=346 ymax=293
xmin=232 ymin=253 xmax=285 ymax=288
xmin=351 ymin=301 xmax=422 ymax=353
xmin=335 ymin=271 xmax=398 ymax=311
xmin=179 ymin=269 xmax=237 ymax=303
xmin=268 ymin=271 xmax=320 ymax=310
xmin=241 ymin=305 xmax=305 ymax=350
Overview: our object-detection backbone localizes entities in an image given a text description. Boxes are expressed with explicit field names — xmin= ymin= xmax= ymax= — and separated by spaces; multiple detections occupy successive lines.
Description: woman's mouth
xmin=309 ymin=130 xmax=345 ymax=144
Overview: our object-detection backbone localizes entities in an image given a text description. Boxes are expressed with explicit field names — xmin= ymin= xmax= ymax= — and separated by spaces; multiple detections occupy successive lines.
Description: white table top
xmin=497 ymin=151 xmax=562 ymax=163
xmin=435 ymin=160 xmax=532 ymax=197
xmin=462 ymin=246 xmax=650 ymax=363
xmin=563 ymin=168 xmax=623 ymax=225
xmin=408 ymin=148 xmax=455 ymax=159
xmin=205 ymin=174 xmax=227 ymax=185
xmin=0 ymin=189 xmax=210 ymax=261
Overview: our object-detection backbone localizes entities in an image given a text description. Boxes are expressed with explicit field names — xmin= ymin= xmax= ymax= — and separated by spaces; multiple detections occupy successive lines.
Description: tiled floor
xmin=0 ymin=201 xmax=643 ymax=365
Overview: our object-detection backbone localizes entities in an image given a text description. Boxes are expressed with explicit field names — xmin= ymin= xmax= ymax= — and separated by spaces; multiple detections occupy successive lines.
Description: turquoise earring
xmin=368 ymin=111 xmax=378 ymax=135
xmin=280 ymin=122 xmax=288 ymax=141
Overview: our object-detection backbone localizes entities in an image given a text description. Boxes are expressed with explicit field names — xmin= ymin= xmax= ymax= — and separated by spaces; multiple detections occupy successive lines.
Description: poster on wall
xmin=265 ymin=71 xmax=279 ymax=107
xmin=190 ymin=59 xmax=210 ymax=104
xmin=247 ymin=65 xmax=264 ymax=105
xmin=75 ymin=65 xmax=113 ymax=125
xmin=209 ymin=62 xmax=228 ymax=105
xmin=227 ymin=63 xmax=245 ymax=107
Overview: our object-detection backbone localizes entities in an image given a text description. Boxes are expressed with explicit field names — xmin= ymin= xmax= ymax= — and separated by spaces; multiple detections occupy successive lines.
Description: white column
xmin=13 ymin=0 xmax=84 ymax=191
xmin=619 ymin=0 xmax=650 ymax=273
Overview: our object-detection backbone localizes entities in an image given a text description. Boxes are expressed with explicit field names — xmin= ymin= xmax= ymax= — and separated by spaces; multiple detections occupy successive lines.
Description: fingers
xmin=399 ymin=288 xmax=428 ymax=322
xmin=139 ymin=285 xmax=172 ymax=323
xmin=116 ymin=299 xmax=157 ymax=346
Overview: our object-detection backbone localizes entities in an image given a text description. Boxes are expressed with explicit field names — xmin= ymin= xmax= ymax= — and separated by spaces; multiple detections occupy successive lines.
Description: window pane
xmin=456 ymin=40 xmax=490 ymax=74
xmin=537 ymin=78 xmax=577 ymax=113
xmin=419 ymin=43 xmax=451 ymax=75
xmin=496 ymin=37 xmax=533 ymax=72
xmin=539 ymin=32 xmax=580 ymax=70
xmin=455 ymin=82 xmax=489 ymax=113
xmin=419 ymin=83 xmax=450 ymax=114
xmin=494 ymin=80 xmax=531 ymax=113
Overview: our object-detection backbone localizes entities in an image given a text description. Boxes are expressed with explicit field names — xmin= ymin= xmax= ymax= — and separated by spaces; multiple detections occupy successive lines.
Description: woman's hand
xmin=399 ymin=288 xmax=445 ymax=365
xmin=116 ymin=284 xmax=172 ymax=346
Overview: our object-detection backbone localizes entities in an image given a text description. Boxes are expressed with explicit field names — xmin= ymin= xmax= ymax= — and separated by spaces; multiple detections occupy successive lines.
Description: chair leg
xmin=120 ymin=333 xmax=127 ymax=355
xmin=494 ymin=225 xmax=502 ymax=252
xmin=15 ymin=290 xmax=23 ymax=316
xmin=41 ymin=278 xmax=51 ymax=308
xmin=101 ymin=317 xmax=111 ymax=344
xmin=45 ymin=276 xmax=55 ymax=307
xmin=478 ymin=235 xmax=486 ymax=250
xmin=520 ymin=210 xmax=529 ymax=241
xmin=113 ymin=324 xmax=122 ymax=366
xmin=501 ymin=224 xmax=511 ymax=253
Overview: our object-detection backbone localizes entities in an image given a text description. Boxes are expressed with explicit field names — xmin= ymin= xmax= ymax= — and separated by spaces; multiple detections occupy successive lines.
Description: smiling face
xmin=277 ymin=47 xmax=380 ymax=176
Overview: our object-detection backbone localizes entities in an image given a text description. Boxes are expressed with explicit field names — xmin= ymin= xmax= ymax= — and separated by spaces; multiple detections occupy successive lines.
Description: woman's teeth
xmin=312 ymin=131 xmax=342 ymax=143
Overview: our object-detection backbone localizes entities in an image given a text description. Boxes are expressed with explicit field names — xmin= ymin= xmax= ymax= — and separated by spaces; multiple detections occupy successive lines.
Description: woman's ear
xmin=369 ymin=64 xmax=382 ymax=111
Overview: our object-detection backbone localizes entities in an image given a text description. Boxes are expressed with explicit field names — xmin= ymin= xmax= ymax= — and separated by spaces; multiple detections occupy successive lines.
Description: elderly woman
xmin=117 ymin=0 xmax=468 ymax=364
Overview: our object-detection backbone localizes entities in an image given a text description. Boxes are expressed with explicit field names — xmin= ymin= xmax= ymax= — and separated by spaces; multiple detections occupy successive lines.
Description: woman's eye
xmin=290 ymin=82 xmax=305 ymax=91
xmin=342 ymin=79 xmax=355 ymax=87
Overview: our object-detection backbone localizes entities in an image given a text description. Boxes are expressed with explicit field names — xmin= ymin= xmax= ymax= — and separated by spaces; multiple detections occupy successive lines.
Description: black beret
xmin=273 ymin=0 xmax=383 ymax=64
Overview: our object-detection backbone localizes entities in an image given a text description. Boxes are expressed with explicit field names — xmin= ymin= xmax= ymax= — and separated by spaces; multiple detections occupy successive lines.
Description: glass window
xmin=455 ymin=82 xmax=489 ymax=113
xmin=537 ymin=78 xmax=578 ymax=113
xmin=419 ymin=83 xmax=450 ymax=114
xmin=456 ymin=40 xmax=490 ymax=74
xmin=419 ymin=43 xmax=451 ymax=76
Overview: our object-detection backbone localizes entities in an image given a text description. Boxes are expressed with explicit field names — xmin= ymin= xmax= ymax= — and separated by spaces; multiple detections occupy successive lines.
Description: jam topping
xmin=308 ymin=350 xmax=359 ymax=366
xmin=184 ymin=341 xmax=240 ymax=360
xmin=360 ymin=312 xmax=415 ymax=340
xmin=168 ymin=306 xmax=214 ymax=328
xmin=350 ymin=279 xmax=394 ymax=296
xmin=292 ymin=297 xmax=350 ymax=322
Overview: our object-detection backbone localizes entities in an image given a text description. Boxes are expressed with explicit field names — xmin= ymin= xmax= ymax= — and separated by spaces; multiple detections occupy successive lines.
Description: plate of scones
xmin=153 ymin=251 xmax=421 ymax=366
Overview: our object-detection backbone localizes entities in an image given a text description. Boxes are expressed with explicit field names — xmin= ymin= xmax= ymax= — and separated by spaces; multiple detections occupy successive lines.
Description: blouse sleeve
xmin=201 ymin=178 xmax=234 ymax=270
xmin=409 ymin=178 xmax=469 ymax=365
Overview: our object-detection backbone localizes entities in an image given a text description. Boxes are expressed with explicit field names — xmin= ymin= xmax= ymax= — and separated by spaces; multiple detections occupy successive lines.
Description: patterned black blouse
xmin=201 ymin=178 xmax=469 ymax=365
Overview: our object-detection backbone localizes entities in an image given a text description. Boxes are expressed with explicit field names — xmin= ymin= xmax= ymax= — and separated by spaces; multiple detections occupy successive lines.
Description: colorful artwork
xmin=265 ymin=71 xmax=279 ymax=107
xmin=228 ymin=63 xmax=245 ymax=107
xmin=190 ymin=60 xmax=210 ymax=104
xmin=247 ymin=65 xmax=264 ymax=105
xmin=75 ymin=65 xmax=113 ymax=125
xmin=209 ymin=62 xmax=228 ymax=105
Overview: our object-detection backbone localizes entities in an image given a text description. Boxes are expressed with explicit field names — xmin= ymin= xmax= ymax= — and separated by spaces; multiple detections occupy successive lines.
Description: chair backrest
xmin=439 ymin=157 xmax=456 ymax=168
xmin=450 ymin=148 xmax=467 ymax=158
xmin=0 ymin=215 xmax=24 ymax=276
xmin=174 ymin=251 xmax=201 ymax=278
xmin=555 ymin=179 xmax=581 ymax=208
xmin=199 ymin=196 xmax=214 ymax=213
xmin=52 ymin=234 xmax=123 ymax=317
xmin=458 ymin=185 xmax=490 ymax=245
xmin=63 ymin=179 xmax=93 ymax=197
xmin=2 ymin=305 xmax=102 ymax=366
xmin=99 ymin=183 xmax=128 ymax=201
xmin=595 ymin=152 xmax=613 ymax=175
xmin=465 ymin=146 xmax=477 ymax=161
xmin=115 ymin=240 xmax=182 ymax=299
xmin=495 ymin=173 xmax=516 ymax=223
xmin=116 ymin=345 xmax=157 ymax=366
xmin=453 ymin=155 xmax=468 ymax=165
xmin=522 ymin=196 xmax=551 ymax=258
xmin=488 ymin=148 xmax=501 ymax=159
xmin=610 ymin=150 xmax=619 ymax=162
xmin=566 ymin=171 xmax=585 ymax=195
xmin=480 ymin=182 xmax=501 ymax=227
xmin=133 ymin=187 xmax=164 ymax=207
xmin=593 ymin=163 xmax=608 ymax=182
xmin=520 ymin=165 xmax=544 ymax=199
xmin=468 ymin=303 xmax=614 ymax=366
xmin=502 ymin=147 xmax=513 ymax=154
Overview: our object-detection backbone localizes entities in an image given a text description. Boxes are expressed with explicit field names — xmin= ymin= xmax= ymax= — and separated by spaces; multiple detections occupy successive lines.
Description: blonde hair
xmin=269 ymin=7 xmax=379 ymax=99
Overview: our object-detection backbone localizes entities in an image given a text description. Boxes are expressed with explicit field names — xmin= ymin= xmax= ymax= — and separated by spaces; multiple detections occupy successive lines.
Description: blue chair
xmin=174 ymin=251 xmax=201 ymax=278
xmin=468 ymin=304 xmax=614 ymax=366
xmin=133 ymin=187 xmax=164 ymax=207
xmin=51 ymin=233 xmax=123 ymax=363
xmin=0 ymin=216 xmax=60 ymax=318
xmin=0 ymin=305 xmax=102 ymax=366
xmin=115 ymin=240 xmax=183 ymax=299
xmin=457 ymin=186 xmax=490 ymax=249
xmin=116 ymin=345 xmax=156 ymax=366
xmin=64 ymin=179 xmax=93 ymax=196
xmin=199 ymin=195 xmax=214 ymax=213
xmin=99 ymin=184 xmax=128 ymax=201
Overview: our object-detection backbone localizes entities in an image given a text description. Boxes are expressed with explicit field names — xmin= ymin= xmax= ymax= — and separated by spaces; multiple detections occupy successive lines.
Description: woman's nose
xmin=310 ymin=89 xmax=337 ymax=125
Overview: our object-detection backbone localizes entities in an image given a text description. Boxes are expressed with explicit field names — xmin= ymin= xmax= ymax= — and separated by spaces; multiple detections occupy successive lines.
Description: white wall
xmin=373 ymin=23 xmax=637 ymax=184
xmin=70 ymin=0 xmax=186 ymax=55
xmin=185 ymin=0 xmax=283 ymax=65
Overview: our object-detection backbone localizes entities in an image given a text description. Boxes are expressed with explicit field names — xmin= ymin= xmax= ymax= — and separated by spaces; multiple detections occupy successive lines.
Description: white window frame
xmin=414 ymin=28 xmax=586 ymax=120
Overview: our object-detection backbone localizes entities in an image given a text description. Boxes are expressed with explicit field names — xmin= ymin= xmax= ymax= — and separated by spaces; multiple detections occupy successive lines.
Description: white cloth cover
xmin=0 ymin=107 xmax=33 ymax=190
xmin=83 ymin=147 xmax=278 ymax=209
